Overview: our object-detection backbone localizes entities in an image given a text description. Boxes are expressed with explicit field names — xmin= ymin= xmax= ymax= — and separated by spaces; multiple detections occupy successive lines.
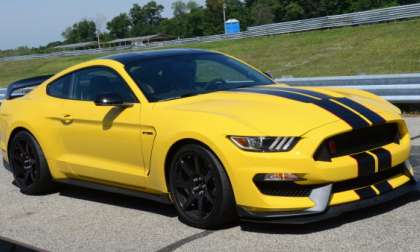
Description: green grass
xmin=1 ymin=19 xmax=420 ymax=87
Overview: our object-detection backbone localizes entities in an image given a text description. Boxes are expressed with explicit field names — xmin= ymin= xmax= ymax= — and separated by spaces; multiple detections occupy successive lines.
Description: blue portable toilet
xmin=225 ymin=19 xmax=240 ymax=35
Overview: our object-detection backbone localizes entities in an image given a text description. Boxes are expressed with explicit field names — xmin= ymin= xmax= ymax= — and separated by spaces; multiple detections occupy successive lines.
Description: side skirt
xmin=57 ymin=179 xmax=172 ymax=205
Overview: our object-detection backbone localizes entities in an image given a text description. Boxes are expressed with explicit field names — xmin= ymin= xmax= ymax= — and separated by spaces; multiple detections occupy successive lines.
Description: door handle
xmin=60 ymin=114 xmax=73 ymax=124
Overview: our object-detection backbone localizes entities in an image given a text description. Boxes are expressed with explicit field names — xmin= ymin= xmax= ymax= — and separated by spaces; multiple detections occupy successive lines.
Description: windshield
xmin=125 ymin=52 xmax=274 ymax=102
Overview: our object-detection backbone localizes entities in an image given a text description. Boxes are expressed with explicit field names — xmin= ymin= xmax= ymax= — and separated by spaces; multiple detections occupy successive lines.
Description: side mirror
xmin=94 ymin=93 xmax=131 ymax=107
xmin=264 ymin=71 xmax=273 ymax=79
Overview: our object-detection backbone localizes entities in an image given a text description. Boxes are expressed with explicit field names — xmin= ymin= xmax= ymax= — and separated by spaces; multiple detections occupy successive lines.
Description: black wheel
xmin=169 ymin=144 xmax=237 ymax=229
xmin=9 ymin=131 xmax=55 ymax=195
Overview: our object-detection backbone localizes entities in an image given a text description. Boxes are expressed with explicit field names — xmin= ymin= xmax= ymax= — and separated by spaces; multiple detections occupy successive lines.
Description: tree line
xmin=63 ymin=0 xmax=420 ymax=44
xmin=1 ymin=0 xmax=420 ymax=56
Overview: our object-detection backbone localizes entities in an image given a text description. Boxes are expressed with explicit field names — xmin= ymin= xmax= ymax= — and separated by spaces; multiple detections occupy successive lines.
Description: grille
xmin=314 ymin=123 xmax=400 ymax=161
xmin=332 ymin=163 xmax=405 ymax=193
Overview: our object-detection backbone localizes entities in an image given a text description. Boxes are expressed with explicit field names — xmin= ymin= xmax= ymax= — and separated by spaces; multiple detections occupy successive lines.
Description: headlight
xmin=228 ymin=136 xmax=299 ymax=152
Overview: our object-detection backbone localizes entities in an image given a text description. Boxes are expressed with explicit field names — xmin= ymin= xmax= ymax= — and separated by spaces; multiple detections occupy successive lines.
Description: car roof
xmin=102 ymin=48 xmax=217 ymax=65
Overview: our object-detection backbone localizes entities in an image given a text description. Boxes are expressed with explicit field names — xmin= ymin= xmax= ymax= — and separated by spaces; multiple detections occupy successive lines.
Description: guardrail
xmin=276 ymin=73 xmax=420 ymax=104
xmin=1 ymin=74 xmax=419 ymax=104
xmin=0 ymin=88 xmax=5 ymax=100
xmin=246 ymin=3 xmax=420 ymax=34
xmin=1 ymin=3 xmax=420 ymax=62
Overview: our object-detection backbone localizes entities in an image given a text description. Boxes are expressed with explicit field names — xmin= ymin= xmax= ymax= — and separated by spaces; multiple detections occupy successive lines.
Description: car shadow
xmin=102 ymin=107 xmax=126 ymax=130
xmin=410 ymin=146 xmax=420 ymax=169
xmin=57 ymin=184 xmax=178 ymax=218
xmin=55 ymin=181 xmax=420 ymax=234
xmin=3 ymin=159 xmax=12 ymax=172
xmin=3 ymin=154 xmax=420 ymax=231
xmin=240 ymin=189 xmax=420 ymax=234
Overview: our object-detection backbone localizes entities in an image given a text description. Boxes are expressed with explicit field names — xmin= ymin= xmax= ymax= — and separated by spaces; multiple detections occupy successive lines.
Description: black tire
xmin=169 ymin=144 xmax=237 ymax=229
xmin=8 ymin=131 xmax=55 ymax=195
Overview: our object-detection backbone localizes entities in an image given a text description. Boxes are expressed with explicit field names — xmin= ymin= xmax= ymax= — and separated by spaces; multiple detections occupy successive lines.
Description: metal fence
xmin=1 ymin=74 xmax=419 ymax=104
xmin=276 ymin=73 xmax=420 ymax=104
xmin=0 ymin=88 xmax=5 ymax=100
xmin=1 ymin=3 xmax=420 ymax=62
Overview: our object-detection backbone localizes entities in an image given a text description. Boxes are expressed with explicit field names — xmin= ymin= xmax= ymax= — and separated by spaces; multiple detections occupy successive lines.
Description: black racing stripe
xmin=312 ymin=99 xmax=369 ymax=129
xmin=237 ymin=88 xmax=369 ymax=129
xmin=351 ymin=152 xmax=375 ymax=177
xmin=335 ymin=97 xmax=386 ymax=125
xmin=370 ymin=148 xmax=392 ymax=172
xmin=355 ymin=186 xmax=377 ymax=199
xmin=265 ymin=87 xmax=386 ymax=126
xmin=374 ymin=180 xmax=393 ymax=194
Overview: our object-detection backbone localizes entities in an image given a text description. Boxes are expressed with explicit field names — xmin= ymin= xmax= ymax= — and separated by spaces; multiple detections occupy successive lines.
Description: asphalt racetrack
xmin=0 ymin=117 xmax=419 ymax=252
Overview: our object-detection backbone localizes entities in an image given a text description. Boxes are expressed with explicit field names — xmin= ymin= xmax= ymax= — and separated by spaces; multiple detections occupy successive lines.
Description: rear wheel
xmin=9 ymin=131 xmax=55 ymax=195
xmin=169 ymin=144 xmax=237 ymax=229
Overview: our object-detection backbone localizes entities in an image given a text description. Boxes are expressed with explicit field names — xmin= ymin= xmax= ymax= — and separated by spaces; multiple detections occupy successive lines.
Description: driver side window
xmin=195 ymin=59 xmax=248 ymax=83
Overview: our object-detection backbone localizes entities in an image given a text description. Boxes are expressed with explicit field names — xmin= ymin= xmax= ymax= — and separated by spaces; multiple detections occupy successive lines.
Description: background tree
xmin=317 ymin=0 xmax=352 ymax=16
xmin=350 ymin=0 xmax=398 ymax=11
xmin=172 ymin=1 xmax=189 ymax=16
xmin=46 ymin=41 xmax=63 ymax=48
xmin=284 ymin=1 xmax=305 ymax=20
xmin=203 ymin=0 xmax=225 ymax=34
xmin=250 ymin=0 xmax=276 ymax=25
xmin=172 ymin=0 xmax=200 ymax=17
xmin=130 ymin=1 xmax=165 ymax=36
xmin=163 ymin=3 xmax=206 ymax=38
xmin=225 ymin=0 xmax=252 ymax=29
xmin=244 ymin=0 xmax=257 ymax=7
xmin=142 ymin=1 xmax=165 ymax=25
xmin=186 ymin=1 xmax=201 ymax=11
xmin=7 ymin=0 xmax=420 ymax=57
xmin=107 ymin=13 xmax=131 ymax=39
xmin=62 ymin=19 xmax=97 ymax=44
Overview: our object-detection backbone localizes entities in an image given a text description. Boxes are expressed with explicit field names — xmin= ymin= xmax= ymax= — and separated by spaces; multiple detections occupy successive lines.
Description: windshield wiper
xmin=180 ymin=89 xmax=220 ymax=98
xmin=158 ymin=85 xmax=261 ymax=102
xmin=179 ymin=92 xmax=203 ymax=98
xmin=226 ymin=84 xmax=266 ymax=91
xmin=156 ymin=91 xmax=211 ymax=102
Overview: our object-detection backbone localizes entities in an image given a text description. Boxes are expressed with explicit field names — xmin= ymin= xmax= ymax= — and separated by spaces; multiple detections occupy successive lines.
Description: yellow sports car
xmin=0 ymin=49 xmax=417 ymax=228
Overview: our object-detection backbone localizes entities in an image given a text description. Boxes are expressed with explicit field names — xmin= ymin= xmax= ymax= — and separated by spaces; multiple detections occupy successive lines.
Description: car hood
xmin=162 ymin=84 xmax=398 ymax=136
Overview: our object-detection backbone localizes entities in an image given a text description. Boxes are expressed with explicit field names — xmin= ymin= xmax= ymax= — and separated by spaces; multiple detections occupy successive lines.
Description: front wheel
xmin=169 ymin=144 xmax=237 ymax=229
xmin=9 ymin=131 xmax=55 ymax=195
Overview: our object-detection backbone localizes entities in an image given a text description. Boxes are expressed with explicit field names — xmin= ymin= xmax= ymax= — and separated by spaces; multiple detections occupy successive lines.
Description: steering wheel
xmin=203 ymin=78 xmax=227 ymax=91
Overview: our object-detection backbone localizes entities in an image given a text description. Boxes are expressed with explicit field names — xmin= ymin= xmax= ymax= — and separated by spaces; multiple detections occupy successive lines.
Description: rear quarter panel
xmin=0 ymin=88 xmax=69 ymax=179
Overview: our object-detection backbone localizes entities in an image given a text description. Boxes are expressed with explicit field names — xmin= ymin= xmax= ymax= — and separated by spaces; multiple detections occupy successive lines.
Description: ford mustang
xmin=0 ymin=49 xmax=417 ymax=228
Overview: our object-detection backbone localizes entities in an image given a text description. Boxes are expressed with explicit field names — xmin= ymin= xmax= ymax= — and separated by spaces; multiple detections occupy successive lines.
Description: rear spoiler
xmin=6 ymin=75 xmax=53 ymax=100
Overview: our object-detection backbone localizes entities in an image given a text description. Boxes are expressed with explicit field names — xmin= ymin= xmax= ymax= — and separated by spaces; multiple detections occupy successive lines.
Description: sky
xmin=0 ymin=0 xmax=206 ymax=50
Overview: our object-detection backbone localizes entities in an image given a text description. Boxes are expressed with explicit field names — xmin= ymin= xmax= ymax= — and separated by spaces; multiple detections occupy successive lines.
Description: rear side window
xmin=46 ymin=67 xmax=137 ymax=103
xmin=70 ymin=67 xmax=137 ymax=102
xmin=46 ymin=74 xmax=72 ymax=99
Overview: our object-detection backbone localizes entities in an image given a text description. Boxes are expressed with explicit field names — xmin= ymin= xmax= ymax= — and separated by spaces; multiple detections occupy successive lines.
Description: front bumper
xmin=223 ymin=119 xmax=411 ymax=210
xmin=238 ymin=161 xmax=418 ymax=224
